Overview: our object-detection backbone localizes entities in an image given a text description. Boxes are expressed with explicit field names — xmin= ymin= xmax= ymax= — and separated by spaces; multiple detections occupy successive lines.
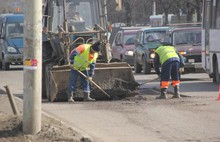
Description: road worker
xmin=153 ymin=42 xmax=184 ymax=99
xmin=67 ymin=41 xmax=101 ymax=102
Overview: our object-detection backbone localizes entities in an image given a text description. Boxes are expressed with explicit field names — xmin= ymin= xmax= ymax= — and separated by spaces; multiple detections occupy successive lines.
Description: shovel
xmin=111 ymin=77 xmax=159 ymax=87
xmin=138 ymin=77 xmax=159 ymax=86
xmin=76 ymin=69 xmax=111 ymax=98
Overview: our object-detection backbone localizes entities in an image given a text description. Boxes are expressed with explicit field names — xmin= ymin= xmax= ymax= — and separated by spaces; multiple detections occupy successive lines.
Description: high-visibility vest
xmin=155 ymin=46 xmax=179 ymax=65
xmin=73 ymin=44 xmax=98 ymax=71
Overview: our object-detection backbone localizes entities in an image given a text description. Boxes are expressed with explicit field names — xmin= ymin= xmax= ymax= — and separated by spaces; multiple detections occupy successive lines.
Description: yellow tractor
xmin=42 ymin=0 xmax=138 ymax=101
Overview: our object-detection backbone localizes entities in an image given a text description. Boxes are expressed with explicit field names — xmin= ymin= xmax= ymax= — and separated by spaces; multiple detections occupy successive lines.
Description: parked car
xmin=111 ymin=27 xmax=140 ymax=65
xmin=0 ymin=13 xmax=24 ymax=70
xmin=170 ymin=26 xmax=203 ymax=73
xmin=133 ymin=27 xmax=171 ymax=74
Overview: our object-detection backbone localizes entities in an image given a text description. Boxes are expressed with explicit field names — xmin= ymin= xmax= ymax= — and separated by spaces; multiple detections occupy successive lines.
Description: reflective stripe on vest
xmin=155 ymin=46 xmax=179 ymax=65
xmin=73 ymin=44 xmax=98 ymax=71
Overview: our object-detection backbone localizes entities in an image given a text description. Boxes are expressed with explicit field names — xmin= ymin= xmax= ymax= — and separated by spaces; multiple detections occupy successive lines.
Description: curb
xmin=14 ymin=96 xmax=94 ymax=142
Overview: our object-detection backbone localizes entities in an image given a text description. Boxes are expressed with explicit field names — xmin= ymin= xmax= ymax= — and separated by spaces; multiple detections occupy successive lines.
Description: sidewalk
xmin=0 ymin=94 xmax=92 ymax=142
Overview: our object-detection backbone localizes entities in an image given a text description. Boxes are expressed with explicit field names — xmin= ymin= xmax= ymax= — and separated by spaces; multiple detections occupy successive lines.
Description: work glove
xmin=180 ymin=62 xmax=184 ymax=68
xmin=88 ymin=77 xmax=92 ymax=81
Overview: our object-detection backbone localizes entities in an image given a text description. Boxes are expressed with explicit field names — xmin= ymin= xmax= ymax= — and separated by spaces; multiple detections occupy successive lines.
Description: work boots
xmin=84 ymin=92 xmax=95 ymax=101
xmin=156 ymin=88 xmax=168 ymax=99
xmin=67 ymin=91 xmax=75 ymax=102
xmin=172 ymin=85 xmax=181 ymax=98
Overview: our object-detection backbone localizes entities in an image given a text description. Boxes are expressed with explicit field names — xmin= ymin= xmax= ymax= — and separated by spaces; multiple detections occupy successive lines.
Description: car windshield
xmin=6 ymin=22 xmax=23 ymax=38
xmin=51 ymin=0 xmax=99 ymax=32
xmin=173 ymin=29 xmax=201 ymax=45
xmin=144 ymin=31 xmax=169 ymax=44
xmin=124 ymin=33 xmax=136 ymax=45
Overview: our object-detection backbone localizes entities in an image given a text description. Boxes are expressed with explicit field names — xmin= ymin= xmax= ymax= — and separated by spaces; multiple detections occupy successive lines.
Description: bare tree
xmin=155 ymin=0 xmax=174 ymax=25
xmin=123 ymin=0 xmax=137 ymax=26
xmin=106 ymin=1 xmax=125 ymax=25
xmin=133 ymin=0 xmax=153 ymax=25
xmin=106 ymin=0 xmax=202 ymax=26
xmin=183 ymin=0 xmax=202 ymax=22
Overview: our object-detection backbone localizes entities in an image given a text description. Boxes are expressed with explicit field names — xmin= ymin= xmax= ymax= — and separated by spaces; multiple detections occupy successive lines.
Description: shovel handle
xmin=139 ymin=77 xmax=159 ymax=86
xmin=77 ymin=70 xmax=110 ymax=98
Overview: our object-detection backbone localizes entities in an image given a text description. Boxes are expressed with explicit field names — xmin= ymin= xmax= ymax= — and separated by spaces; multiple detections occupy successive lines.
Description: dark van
xmin=0 ymin=13 xmax=24 ymax=70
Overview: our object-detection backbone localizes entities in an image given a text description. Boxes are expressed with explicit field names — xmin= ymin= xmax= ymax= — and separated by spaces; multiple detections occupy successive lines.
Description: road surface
xmin=0 ymin=68 xmax=219 ymax=142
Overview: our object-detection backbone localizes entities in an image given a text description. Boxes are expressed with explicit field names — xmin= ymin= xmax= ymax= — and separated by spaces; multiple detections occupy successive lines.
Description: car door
xmin=111 ymin=31 xmax=123 ymax=60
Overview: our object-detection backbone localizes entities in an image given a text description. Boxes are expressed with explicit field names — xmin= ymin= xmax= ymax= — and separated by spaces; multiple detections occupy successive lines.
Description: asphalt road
xmin=0 ymin=67 xmax=220 ymax=142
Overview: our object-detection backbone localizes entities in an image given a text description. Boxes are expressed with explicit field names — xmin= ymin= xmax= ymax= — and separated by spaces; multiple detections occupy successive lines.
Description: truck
xmin=42 ymin=0 xmax=138 ymax=101
xmin=0 ymin=13 xmax=24 ymax=70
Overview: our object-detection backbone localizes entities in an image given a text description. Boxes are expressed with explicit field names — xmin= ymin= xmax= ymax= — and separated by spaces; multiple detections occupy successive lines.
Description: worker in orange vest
xmin=67 ymin=41 xmax=101 ymax=102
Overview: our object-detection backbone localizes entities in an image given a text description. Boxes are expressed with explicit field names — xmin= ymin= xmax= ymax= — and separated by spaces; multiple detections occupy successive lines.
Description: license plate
xmin=188 ymin=59 xmax=195 ymax=63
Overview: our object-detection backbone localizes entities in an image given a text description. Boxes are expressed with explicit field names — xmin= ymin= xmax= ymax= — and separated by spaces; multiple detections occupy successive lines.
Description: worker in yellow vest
xmin=67 ymin=41 xmax=100 ymax=102
xmin=154 ymin=42 xmax=184 ymax=99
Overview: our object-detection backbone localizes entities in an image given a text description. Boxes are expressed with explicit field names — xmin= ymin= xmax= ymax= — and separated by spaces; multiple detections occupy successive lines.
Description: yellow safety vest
xmin=73 ymin=44 xmax=98 ymax=71
xmin=155 ymin=46 xmax=179 ymax=65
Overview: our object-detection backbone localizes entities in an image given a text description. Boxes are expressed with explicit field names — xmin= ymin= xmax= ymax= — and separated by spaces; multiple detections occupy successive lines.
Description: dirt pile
xmin=0 ymin=95 xmax=86 ymax=142
xmin=0 ymin=114 xmax=85 ymax=142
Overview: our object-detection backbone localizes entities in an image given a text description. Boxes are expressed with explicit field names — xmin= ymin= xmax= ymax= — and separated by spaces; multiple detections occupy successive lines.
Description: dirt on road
xmin=0 ymin=95 xmax=85 ymax=142
xmin=42 ymin=90 xmax=220 ymax=142
xmin=1 ymin=85 xmax=220 ymax=142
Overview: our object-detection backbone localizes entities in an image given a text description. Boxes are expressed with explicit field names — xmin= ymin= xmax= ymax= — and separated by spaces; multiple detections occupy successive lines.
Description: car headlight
xmin=150 ymin=53 xmax=155 ymax=58
xmin=125 ymin=51 xmax=133 ymax=56
xmin=179 ymin=51 xmax=186 ymax=55
xmin=7 ymin=46 xmax=17 ymax=53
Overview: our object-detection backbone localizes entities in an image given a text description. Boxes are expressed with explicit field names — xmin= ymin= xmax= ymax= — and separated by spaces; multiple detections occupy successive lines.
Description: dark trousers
xmin=68 ymin=69 xmax=90 ymax=93
xmin=161 ymin=61 xmax=180 ymax=82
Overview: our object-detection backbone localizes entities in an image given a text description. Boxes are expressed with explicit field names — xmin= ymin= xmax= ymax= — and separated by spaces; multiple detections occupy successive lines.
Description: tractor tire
xmin=134 ymin=57 xmax=141 ymax=73
xmin=142 ymin=57 xmax=151 ymax=74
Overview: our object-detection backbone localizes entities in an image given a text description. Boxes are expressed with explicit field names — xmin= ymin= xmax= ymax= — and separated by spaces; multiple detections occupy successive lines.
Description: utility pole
xmin=23 ymin=0 xmax=42 ymax=134
xmin=153 ymin=0 xmax=156 ymax=15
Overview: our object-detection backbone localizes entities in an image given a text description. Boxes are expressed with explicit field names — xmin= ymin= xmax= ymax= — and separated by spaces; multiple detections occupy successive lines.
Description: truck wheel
xmin=45 ymin=64 xmax=53 ymax=101
xmin=213 ymin=59 xmax=219 ymax=84
xmin=2 ymin=57 xmax=10 ymax=70
xmin=120 ymin=55 xmax=124 ymax=62
xmin=134 ymin=57 xmax=141 ymax=73
xmin=42 ymin=63 xmax=48 ymax=99
xmin=142 ymin=57 xmax=151 ymax=74
xmin=209 ymin=74 xmax=213 ymax=78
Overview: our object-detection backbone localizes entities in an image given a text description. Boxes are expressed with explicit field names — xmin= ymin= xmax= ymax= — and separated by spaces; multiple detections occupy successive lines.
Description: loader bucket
xmin=47 ymin=62 xmax=138 ymax=102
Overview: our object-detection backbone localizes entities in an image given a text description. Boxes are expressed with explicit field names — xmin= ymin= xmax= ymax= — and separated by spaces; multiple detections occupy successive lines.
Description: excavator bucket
xmin=46 ymin=62 xmax=138 ymax=102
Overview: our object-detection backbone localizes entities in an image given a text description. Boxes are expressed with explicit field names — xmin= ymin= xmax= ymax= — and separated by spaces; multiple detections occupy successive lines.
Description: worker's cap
xmin=91 ymin=41 xmax=101 ymax=52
